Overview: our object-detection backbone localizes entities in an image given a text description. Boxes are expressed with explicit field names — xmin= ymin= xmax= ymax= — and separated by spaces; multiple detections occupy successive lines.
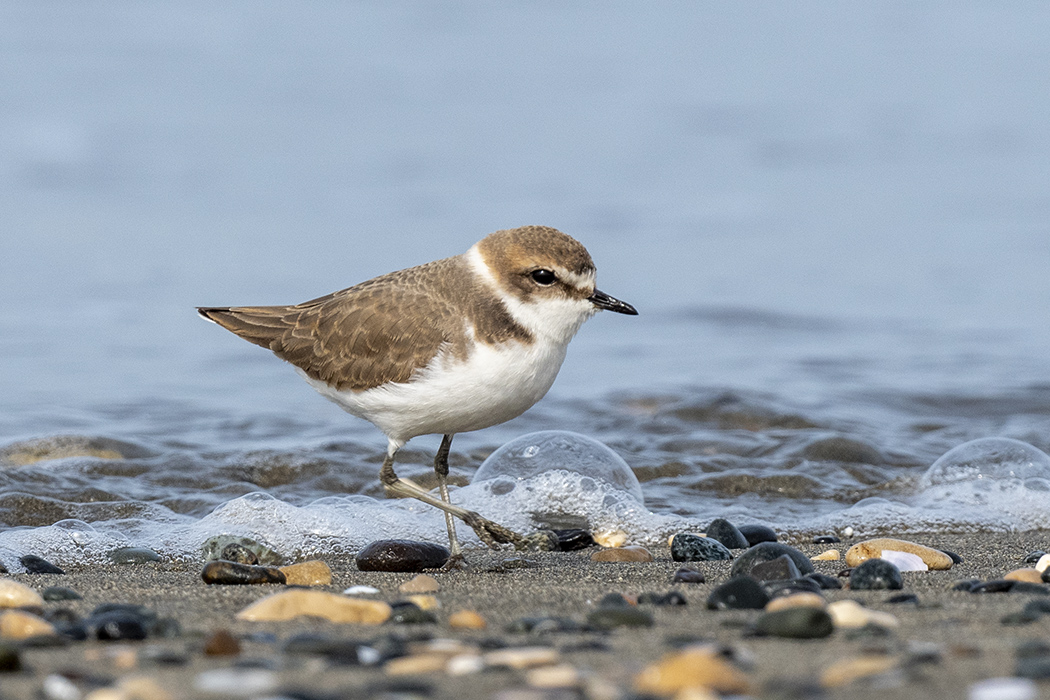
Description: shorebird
xmin=198 ymin=225 xmax=637 ymax=560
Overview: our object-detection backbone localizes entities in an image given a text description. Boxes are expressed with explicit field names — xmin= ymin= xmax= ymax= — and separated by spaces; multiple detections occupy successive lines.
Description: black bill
xmin=589 ymin=289 xmax=638 ymax=315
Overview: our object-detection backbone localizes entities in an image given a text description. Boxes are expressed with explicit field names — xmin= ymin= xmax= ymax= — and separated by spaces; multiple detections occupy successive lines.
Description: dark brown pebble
xmin=673 ymin=567 xmax=706 ymax=584
xmin=201 ymin=561 xmax=286 ymax=585
xmin=204 ymin=629 xmax=241 ymax=656
xmin=355 ymin=539 xmax=450 ymax=572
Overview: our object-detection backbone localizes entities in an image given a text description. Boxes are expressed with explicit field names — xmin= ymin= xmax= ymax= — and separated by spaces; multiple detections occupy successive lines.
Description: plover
xmin=198 ymin=225 xmax=637 ymax=559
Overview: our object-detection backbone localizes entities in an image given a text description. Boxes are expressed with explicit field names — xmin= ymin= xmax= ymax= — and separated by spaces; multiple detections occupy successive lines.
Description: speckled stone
xmin=730 ymin=542 xmax=814 ymax=578
xmin=201 ymin=535 xmax=282 ymax=566
xmin=671 ymin=534 xmax=733 ymax=562
xmin=355 ymin=540 xmax=450 ymax=572
xmin=849 ymin=558 xmax=903 ymax=591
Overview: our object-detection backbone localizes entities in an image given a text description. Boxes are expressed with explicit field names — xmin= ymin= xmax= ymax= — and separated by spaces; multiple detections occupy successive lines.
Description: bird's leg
xmin=379 ymin=441 xmax=528 ymax=551
xmin=433 ymin=434 xmax=465 ymax=567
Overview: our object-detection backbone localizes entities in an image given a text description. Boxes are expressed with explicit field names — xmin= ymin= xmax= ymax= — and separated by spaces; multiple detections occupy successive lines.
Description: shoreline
xmin=1 ymin=530 xmax=1048 ymax=699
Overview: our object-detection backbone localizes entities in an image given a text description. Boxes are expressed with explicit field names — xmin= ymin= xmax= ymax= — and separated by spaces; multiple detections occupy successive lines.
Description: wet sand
xmin=2 ymin=531 xmax=1049 ymax=699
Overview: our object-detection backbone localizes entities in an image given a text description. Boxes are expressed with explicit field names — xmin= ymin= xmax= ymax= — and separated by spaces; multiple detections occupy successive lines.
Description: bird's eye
xmin=530 ymin=269 xmax=557 ymax=286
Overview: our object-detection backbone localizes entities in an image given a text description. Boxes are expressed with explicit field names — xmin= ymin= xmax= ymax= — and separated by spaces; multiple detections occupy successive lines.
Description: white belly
xmin=298 ymin=337 xmax=569 ymax=446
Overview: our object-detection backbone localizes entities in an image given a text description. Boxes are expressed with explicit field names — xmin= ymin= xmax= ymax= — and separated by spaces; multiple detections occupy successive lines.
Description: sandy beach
xmin=0 ymin=531 xmax=1048 ymax=699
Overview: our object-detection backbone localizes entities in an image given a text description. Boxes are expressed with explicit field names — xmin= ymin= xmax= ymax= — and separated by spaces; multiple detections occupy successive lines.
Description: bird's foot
xmin=461 ymin=511 xmax=529 ymax=550
xmin=440 ymin=552 xmax=470 ymax=571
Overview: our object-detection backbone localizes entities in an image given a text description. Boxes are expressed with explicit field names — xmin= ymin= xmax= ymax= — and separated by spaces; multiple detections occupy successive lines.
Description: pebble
xmin=552 ymin=529 xmax=595 ymax=551
xmin=0 ymin=610 xmax=56 ymax=639
xmin=766 ymin=577 xmax=823 ymax=598
xmin=637 ymin=591 xmax=687 ymax=606
xmin=804 ymin=572 xmax=843 ymax=590
xmin=813 ymin=534 xmax=841 ymax=544
xmin=706 ymin=576 xmax=770 ymax=610
xmin=200 ymin=561 xmax=286 ymax=585
xmin=593 ymin=530 xmax=628 ymax=548
xmin=586 ymin=607 xmax=654 ymax=630
xmin=811 ymin=549 xmax=840 ymax=561
xmin=343 ymin=585 xmax=380 ymax=595
xmin=1035 ymin=554 xmax=1050 ymax=573
xmin=201 ymin=536 xmax=282 ymax=566
xmin=671 ymin=534 xmax=733 ymax=562
xmin=969 ymin=677 xmax=1038 ymax=700
xmin=388 ymin=601 xmax=437 ymax=624
xmin=385 ymin=652 xmax=452 ymax=675
xmin=405 ymin=594 xmax=439 ymax=611
xmin=737 ymin=524 xmax=778 ymax=545
xmin=399 ymin=574 xmax=441 ymax=593
xmin=750 ymin=554 xmax=801 ymax=582
xmin=827 ymin=600 xmax=899 ymax=629
xmin=485 ymin=646 xmax=560 ymax=670
xmin=1022 ymin=550 xmax=1046 ymax=565
xmin=971 ymin=580 xmax=1050 ymax=595
xmin=20 ymin=555 xmax=64 ymax=574
xmin=526 ymin=663 xmax=582 ymax=689
xmin=108 ymin=547 xmax=162 ymax=564
xmin=278 ymin=560 xmax=332 ymax=586
xmin=730 ymin=542 xmax=814 ymax=578
xmin=203 ymin=629 xmax=241 ymax=656
xmin=0 ymin=645 xmax=20 ymax=673
xmin=0 ymin=580 xmax=45 ymax=608
xmin=1005 ymin=569 xmax=1044 ymax=584
xmin=885 ymin=593 xmax=920 ymax=605
xmin=355 ymin=539 xmax=450 ymax=572
xmin=820 ymin=655 xmax=898 ymax=688
xmin=506 ymin=615 xmax=583 ymax=634
xmin=41 ymin=586 xmax=81 ymax=602
xmin=802 ymin=435 xmax=883 ymax=464
xmin=194 ymin=668 xmax=277 ymax=696
xmin=634 ymin=645 xmax=752 ymax=696
xmin=590 ymin=545 xmax=653 ymax=563
xmin=755 ymin=607 xmax=834 ymax=639
xmin=84 ymin=609 xmax=149 ymax=641
xmin=845 ymin=538 xmax=953 ymax=570
xmin=705 ymin=519 xmax=750 ymax=549
xmin=236 ymin=590 xmax=392 ymax=624
xmin=850 ymin=558 xmax=903 ymax=590
xmin=673 ymin=567 xmax=706 ymax=583
xmin=449 ymin=610 xmax=487 ymax=629
xmin=766 ymin=592 xmax=826 ymax=612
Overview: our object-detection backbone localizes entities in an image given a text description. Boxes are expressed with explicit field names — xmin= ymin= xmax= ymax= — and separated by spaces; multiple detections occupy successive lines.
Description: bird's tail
xmin=196 ymin=306 xmax=293 ymax=350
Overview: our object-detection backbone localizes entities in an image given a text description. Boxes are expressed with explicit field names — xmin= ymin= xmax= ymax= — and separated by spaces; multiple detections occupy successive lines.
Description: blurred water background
xmin=2 ymin=3 xmax=1050 ymax=564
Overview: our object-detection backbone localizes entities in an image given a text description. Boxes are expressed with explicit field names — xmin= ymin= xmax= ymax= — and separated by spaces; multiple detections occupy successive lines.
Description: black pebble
xmin=953 ymin=579 xmax=981 ymax=592
xmin=552 ymin=529 xmax=595 ymax=551
xmin=707 ymin=576 xmax=770 ymax=610
xmin=885 ymin=593 xmax=919 ymax=605
xmin=586 ymin=607 xmax=654 ymax=630
xmin=730 ymin=542 xmax=814 ymax=578
xmin=505 ymin=616 xmax=582 ymax=634
xmin=705 ymin=519 xmax=750 ymax=549
xmin=355 ymin=540 xmax=450 ymax=572
xmin=765 ymin=578 xmax=823 ymax=598
xmin=754 ymin=607 xmax=834 ymax=639
xmin=0 ymin=646 xmax=21 ymax=673
xmin=850 ymin=558 xmax=903 ymax=591
xmin=1016 ymin=658 xmax=1050 ymax=679
xmin=1002 ymin=611 xmax=1040 ymax=626
xmin=812 ymin=535 xmax=840 ymax=544
xmin=221 ymin=543 xmax=260 ymax=565
xmin=388 ymin=602 xmax=437 ymax=625
xmin=282 ymin=633 xmax=373 ymax=664
xmin=671 ymin=534 xmax=733 ymax=562
xmin=737 ymin=524 xmax=778 ymax=545
xmin=85 ymin=612 xmax=148 ymax=641
xmin=750 ymin=554 xmax=801 ymax=582
xmin=1023 ymin=599 xmax=1050 ymax=616
xmin=940 ymin=549 xmax=963 ymax=565
xmin=673 ymin=567 xmax=705 ymax=584
xmin=201 ymin=561 xmax=286 ymax=585
xmin=1023 ymin=550 xmax=1047 ymax=564
xmin=42 ymin=586 xmax=81 ymax=602
xmin=803 ymin=572 xmax=842 ymax=590
xmin=598 ymin=593 xmax=631 ymax=608
xmin=637 ymin=591 xmax=687 ymax=606
xmin=20 ymin=555 xmax=64 ymax=574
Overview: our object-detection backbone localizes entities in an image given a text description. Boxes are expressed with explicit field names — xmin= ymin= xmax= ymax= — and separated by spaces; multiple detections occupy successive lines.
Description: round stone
xmin=705 ymin=519 xmax=749 ymax=549
xmin=591 ymin=545 xmax=654 ymax=563
xmin=737 ymin=524 xmax=778 ymax=545
xmin=108 ymin=547 xmax=162 ymax=565
xmin=850 ymin=558 xmax=903 ymax=590
xmin=755 ymin=607 xmax=834 ymax=639
xmin=845 ymin=538 xmax=953 ymax=570
xmin=673 ymin=567 xmax=706 ymax=584
xmin=671 ymin=534 xmax=732 ymax=562
xmin=706 ymin=576 xmax=770 ymax=610
xmin=586 ymin=607 xmax=653 ymax=630
xmin=473 ymin=430 xmax=644 ymax=504
xmin=730 ymin=542 xmax=814 ymax=578
xmin=355 ymin=540 xmax=450 ymax=572
xmin=749 ymin=554 xmax=801 ymax=582
xmin=19 ymin=556 xmax=63 ymax=575
xmin=201 ymin=561 xmax=286 ymax=585
xmin=0 ymin=581 xmax=45 ymax=608
xmin=41 ymin=586 xmax=81 ymax=602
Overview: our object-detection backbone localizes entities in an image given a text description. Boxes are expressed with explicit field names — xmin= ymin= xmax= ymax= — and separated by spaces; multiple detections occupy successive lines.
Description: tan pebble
xmin=594 ymin=530 xmax=628 ymax=548
xmin=0 ymin=610 xmax=56 ymax=639
xmin=111 ymin=648 xmax=138 ymax=671
xmin=673 ymin=688 xmax=719 ymax=700
xmin=845 ymin=538 xmax=953 ymax=570
xmin=83 ymin=690 xmax=128 ymax=700
xmin=811 ymin=549 xmax=840 ymax=561
xmin=448 ymin=609 xmax=487 ymax=630
xmin=634 ymin=645 xmax=751 ymax=696
xmin=0 ymin=580 xmax=44 ymax=608
xmin=385 ymin=653 xmax=449 ymax=676
xmin=406 ymin=594 xmax=439 ymax=611
xmin=527 ymin=663 xmax=582 ymax=689
xmin=485 ymin=646 xmax=560 ymax=669
xmin=1005 ymin=568 xmax=1044 ymax=583
xmin=591 ymin=546 xmax=654 ymax=563
xmin=118 ymin=675 xmax=174 ymax=700
xmin=236 ymin=590 xmax=391 ymax=624
xmin=820 ymin=655 xmax=898 ymax=688
xmin=399 ymin=574 xmax=440 ymax=593
xmin=765 ymin=592 xmax=826 ymax=612
xmin=1036 ymin=554 xmax=1050 ymax=574
xmin=827 ymin=600 xmax=899 ymax=629
xmin=278 ymin=560 xmax=332 ymax=586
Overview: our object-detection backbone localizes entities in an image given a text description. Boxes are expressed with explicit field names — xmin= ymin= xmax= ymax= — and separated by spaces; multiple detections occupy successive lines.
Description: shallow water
xmin=3 ymin=3 xmax=1050 ymax=567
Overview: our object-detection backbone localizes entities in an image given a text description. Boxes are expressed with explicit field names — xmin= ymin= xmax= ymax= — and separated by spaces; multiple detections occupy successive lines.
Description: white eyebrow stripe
xmin=557 ymin=267 xmax=596 ymax=291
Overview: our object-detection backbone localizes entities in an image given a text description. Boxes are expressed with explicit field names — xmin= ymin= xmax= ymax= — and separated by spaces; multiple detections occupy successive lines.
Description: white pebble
xmin=343 ymin=585 xmax=380 ymax=595
xmin=1035 ymin=554 xmax=1050 ymax=574
xmin=447 ymin=654 xmax=485 ymax=676
xmin=194 ymin=669 xmax=277 ymax=696
xmin=969 ymin=677 xmax=1037 ymax=700
xmin=879 ymin=550 xmax=928 ymax=572
xmin=842 ymin=526 xmax=854 ymax=538
xmin=43 ymin=674 xmax=82 ymax=700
